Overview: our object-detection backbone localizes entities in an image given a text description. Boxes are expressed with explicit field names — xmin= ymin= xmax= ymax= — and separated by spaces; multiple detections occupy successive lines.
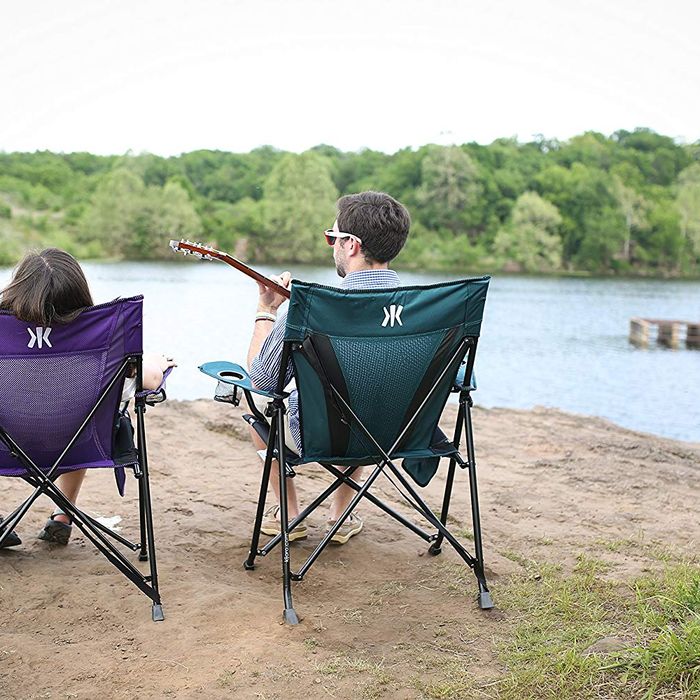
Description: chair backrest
xmin=284 ymin=277 xmax=489 ymax=465
xmin=0 ymin=296 xmax=143 ymax=476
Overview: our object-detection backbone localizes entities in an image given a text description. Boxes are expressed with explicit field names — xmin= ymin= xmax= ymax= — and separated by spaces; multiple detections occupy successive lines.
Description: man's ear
xmin=348 ymin=239 xmax=362 ymax=258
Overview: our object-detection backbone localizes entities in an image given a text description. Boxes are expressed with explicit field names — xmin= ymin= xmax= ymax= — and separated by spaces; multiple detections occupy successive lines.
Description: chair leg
xmin=429 ymin=401 xmax=466 ymax=556
xmin=463 ymin=398 xmax=493 ymax=610
xmin=135 ymin=403 xmax=164 ymax=621
xmin=275 ymin=402 xmax=298 ymax=625
xmin=137 ymin=474 xmax=148 ymax=561
xmin=244 ymin=416 xmax=278 ymax=571
xmin=428 ymin=457 xmax=458 ymax=556
xmin=0 ymin=482 xmax=45 ymax=541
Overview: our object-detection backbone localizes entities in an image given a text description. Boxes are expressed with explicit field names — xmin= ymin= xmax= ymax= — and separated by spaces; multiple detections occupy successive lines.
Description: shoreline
xmin=5 ymin=257 xmax=700 ymax=282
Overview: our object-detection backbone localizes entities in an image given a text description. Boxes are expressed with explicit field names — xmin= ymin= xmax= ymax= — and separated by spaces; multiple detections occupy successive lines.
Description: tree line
xmin=1 ymin=128 xmax=699 ymax=276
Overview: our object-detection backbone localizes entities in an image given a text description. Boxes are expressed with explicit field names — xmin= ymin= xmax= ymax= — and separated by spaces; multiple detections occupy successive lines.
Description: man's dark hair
xmin=0 ymin=248 xmax=93 ymax=325
xmin=336 ymin=191 xmax=410 ymax=264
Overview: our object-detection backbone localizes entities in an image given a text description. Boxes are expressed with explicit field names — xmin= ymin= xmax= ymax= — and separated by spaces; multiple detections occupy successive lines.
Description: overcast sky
xmin=2 ymin=0 xmax=699 ymax=156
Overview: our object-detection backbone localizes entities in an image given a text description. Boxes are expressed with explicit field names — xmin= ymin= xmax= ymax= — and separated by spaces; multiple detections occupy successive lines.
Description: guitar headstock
xmin=169 ymin=240 xmax=217 ymax=261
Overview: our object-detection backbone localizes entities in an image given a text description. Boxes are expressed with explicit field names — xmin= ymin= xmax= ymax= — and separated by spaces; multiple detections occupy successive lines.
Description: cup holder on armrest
xmin=214 ymin=372 xmax=243 ymax=405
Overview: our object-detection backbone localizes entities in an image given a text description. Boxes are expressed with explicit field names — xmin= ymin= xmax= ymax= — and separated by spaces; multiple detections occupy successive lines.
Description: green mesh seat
xmin=200 ymin=276 xmax=492 ymax=624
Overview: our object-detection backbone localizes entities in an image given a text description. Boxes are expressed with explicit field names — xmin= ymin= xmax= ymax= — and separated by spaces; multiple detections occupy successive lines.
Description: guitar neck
xmin=218 ymin=253 xmax=291 ymax=299
xmin=171 ymin=240 xmax=291 ymax=299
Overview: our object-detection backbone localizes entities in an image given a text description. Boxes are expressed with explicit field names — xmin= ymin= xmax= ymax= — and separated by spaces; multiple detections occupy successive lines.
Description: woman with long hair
xmin=0 ymin=248 xmax=174 ymax=546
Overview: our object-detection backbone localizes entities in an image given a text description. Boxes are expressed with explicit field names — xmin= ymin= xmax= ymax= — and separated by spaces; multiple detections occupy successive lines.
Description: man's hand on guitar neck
xmin=256 ymin=271 xmax=291 ymax=314
xmin=248 ymin=271 xmax=291 ymax=370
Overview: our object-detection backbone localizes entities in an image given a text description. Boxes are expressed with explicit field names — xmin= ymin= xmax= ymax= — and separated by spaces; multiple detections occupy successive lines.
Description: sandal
xmin=37 ymin=512 xmax=73 ymax=545
xmin=0 ymin=515 xmax=22 ymax=548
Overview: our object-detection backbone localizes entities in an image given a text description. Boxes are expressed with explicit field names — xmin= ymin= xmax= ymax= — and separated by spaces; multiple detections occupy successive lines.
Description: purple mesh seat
xmin=0 ymin=295 xmax=165 ymax=621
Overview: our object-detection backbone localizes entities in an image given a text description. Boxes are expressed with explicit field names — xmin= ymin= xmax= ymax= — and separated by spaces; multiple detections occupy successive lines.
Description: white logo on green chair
xmin=382 ymin=304 xmax=403 ymax=328
xmin=27 ymin=327 xmax=52 ymax=349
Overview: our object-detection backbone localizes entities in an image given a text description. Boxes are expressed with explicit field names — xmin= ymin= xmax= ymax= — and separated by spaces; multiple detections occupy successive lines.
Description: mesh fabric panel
xmin=0 ymin=352 xmax=113 ymax=475
xmin=329 ymin=331 xmax=443 ymax=457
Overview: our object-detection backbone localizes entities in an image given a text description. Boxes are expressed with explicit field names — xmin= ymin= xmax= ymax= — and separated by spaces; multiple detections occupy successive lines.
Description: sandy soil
xmin=1 ymin=400 xmax=698 ymax=699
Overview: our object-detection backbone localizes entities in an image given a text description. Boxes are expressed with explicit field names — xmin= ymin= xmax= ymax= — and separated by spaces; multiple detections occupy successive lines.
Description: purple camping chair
xmin=0 ymin=295 xmax=167 ymax=621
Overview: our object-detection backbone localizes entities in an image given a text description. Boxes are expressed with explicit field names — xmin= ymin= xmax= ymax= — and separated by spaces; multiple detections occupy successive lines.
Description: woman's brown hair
xmin=0 ymin=248 xmax=93 ymax=325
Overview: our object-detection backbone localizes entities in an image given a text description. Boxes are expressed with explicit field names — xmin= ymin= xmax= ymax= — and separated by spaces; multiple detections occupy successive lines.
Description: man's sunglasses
xmin=324 ymin=229 xmax=363 ymax=246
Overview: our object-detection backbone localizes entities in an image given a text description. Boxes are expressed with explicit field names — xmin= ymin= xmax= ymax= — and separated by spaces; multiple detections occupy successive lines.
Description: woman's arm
xmin=141 ymin=353 xmax=176 ymax=390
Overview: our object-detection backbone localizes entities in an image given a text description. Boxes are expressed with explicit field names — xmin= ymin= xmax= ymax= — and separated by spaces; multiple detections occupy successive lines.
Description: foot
xmin=260 ymin=505 xmax=308 ymax=541
xmin=326 ymin=513 xmax=363 ymax=544
xmin=37 ymin=513 xmax=72 ymax=545
xmin=0 ymin=516 xmax=21 ymax=548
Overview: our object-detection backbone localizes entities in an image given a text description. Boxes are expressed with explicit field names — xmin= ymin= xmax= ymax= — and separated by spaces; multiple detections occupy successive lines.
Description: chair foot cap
xmin=428 ymin=543 xmax=442 ymax=556
xmin=479 ymin=590 xmax=494 ymax=610
xmin=243 ymin=559 xmax=256 ymax=570
xmin=152 ymin=603 xmax=165 ymax=622
xmin=283 ymin=608 xmax=299 ymax=625
xmin=138 ymin=552 xmax=149 ymax=562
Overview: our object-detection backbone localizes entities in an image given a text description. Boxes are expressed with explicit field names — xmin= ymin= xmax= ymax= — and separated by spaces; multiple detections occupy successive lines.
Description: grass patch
xmin=216 ymin=669 xmax=238 ymax=688
xmin=410 ymin=659 xmax=478 ymax=699
xmin=341 ymin=608 xmax=364 ymax=624
xmin=427 ymin=550 xmax=699 ymax=698
xmin=594 ymin=536 xmax=694 ymax=565
xmin=304 ymin=636 xmax=320 ymax=650
xmin=369 ymin=581 xmax=406 ymax=607
xmin=492 ymin=556 xmax=700 ymax=699
xmin=605 ymin=563 xmax=700 ymax=698
xmin=315 ymin=655 xmax=392 ymax=697
xmin=456 ymin=527 xmax=475 ymax=541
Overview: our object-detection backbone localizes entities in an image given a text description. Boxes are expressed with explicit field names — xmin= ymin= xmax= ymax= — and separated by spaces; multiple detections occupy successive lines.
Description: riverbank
xmin=1 ymin=400 xmax=698 ymax=698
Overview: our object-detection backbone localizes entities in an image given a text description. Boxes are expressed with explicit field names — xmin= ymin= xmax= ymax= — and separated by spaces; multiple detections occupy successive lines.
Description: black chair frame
xmin=234 ymin=338 xmax=493 ymax=624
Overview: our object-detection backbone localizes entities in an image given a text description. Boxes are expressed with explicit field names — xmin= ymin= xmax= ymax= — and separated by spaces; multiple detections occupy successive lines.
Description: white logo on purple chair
xmin=381 ymin=304 xmax=403 ymax=328
xmin=27 ymin=327 xmax=53 ymax=349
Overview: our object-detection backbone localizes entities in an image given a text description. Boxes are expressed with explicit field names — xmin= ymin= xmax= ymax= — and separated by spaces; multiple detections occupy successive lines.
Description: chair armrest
xmin=199 ymin=361 xmax=277 ymax=398
xmin=136 ymin=365 xmax=174 ymax=405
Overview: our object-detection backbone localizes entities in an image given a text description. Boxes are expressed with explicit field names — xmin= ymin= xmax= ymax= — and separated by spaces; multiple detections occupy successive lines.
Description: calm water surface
xmin=2 ymin=261 xmax=698 ymax=442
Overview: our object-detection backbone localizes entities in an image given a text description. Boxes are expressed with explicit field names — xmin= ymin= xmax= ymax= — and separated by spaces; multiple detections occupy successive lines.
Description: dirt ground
xmin=1 ymin=400 xmax=698 ymax=699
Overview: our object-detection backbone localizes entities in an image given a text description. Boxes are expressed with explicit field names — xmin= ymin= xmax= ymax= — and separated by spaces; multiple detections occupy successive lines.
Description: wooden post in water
xmin=629 ymin=317 xmax=650 ymax=348
xmin=687 ymin=323 xmax=700 ymax=350
xmin=657 ymin=322 xmax=681 ymax=349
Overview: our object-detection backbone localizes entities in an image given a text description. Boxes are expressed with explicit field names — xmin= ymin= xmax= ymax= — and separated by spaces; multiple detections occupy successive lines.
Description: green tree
xmin=0 ymin=220 xmax=24 ymax=265
xmin=574 ymin=206 xmax=627 ymax=272
xmin=637 ymin=199 xmax=683 ymax=272
xmin=494 ymin=192 xmax=563 ymax=272
xmin=82 ymin=168 xmax=146 ymax=256
xmin=555 ymin=131 xmax=613 ymax=170
xmin=536 ymin=162 xmax=625 ymax=270
xmin=138 ymin=180 xmax=200 ymax=259
xmin=416 ymin=145 xmax=483 ymax=237
xmin=262 ymin=151 xmax=338 ymax=263
xmin=333 ymin=149 xmax=389 ymax=194
xmin=676 ymin=163 xmax=700 ymax=260
xmin=82 ymin=169 xmax=200 ymax=259
xmin=612 ymin=128 xmax=690 ymax=186
xmin=200 ymin=197 xmax=263 ymax=253
xmin=611 ymin=175 xmax=648 ymax=262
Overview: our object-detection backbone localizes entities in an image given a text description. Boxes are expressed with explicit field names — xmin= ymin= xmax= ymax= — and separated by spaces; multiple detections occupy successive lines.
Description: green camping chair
xmin=200 ymin=276 xmax=492 ymax=623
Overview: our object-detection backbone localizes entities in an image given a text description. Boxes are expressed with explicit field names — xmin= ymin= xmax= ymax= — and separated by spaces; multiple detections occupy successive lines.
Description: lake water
xmin=1 ymin=261 xmax=698 ymax=443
